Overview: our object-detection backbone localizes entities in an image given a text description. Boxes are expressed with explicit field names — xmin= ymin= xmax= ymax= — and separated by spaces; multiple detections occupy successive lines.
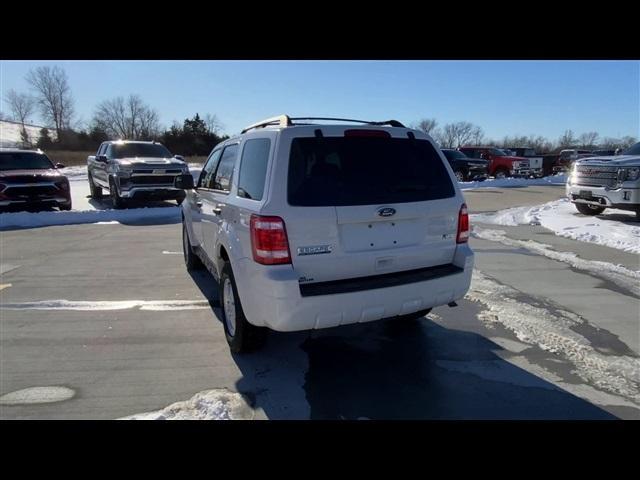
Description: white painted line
xmin=0 ymin=299 xmax=210 ymax=311
xmin=0 ymin=283 xmax=12 ymax=291
xmin=162 ymin=251 xmax=182 ymax=255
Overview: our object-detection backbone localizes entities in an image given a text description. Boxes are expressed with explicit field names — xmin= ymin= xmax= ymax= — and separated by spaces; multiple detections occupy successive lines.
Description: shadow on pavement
xmin=231 ymin=315 xmax=618 ymax=420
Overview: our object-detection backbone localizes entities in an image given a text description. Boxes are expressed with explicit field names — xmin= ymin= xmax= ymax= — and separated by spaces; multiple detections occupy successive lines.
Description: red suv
xmin=458 ymin=146 xmax=541 ymax=178
xmin=0 ymin=149 xmax=71 ymax=211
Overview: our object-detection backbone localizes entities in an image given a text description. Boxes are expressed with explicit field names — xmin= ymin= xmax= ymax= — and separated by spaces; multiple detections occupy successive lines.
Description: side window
xmin=105 ymin=145 xmax=115 ymax=159
xmin=98 ymin=144 xmax=106 ymax=156
xmin=212 ymin=144 xmax=239 ymax=192
xmin=198 ymin=149 xmax=222 ymax=189
xmin=237 ymin=138 xmax=271 ymax=201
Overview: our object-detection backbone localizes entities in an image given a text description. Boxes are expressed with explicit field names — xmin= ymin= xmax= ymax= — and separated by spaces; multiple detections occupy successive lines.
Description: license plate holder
xmin=579 ymin=190 xmax=594 ymax=199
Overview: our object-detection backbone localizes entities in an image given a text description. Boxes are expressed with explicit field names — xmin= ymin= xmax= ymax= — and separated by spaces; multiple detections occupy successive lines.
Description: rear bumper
xmin=232 ymin=244 xmax=474 ymax=332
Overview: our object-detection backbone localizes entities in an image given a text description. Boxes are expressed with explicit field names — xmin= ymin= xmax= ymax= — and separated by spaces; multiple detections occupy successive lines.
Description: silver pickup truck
xmin=567 ymin=142 xmax=640 ymax=220
xmin=87 ymin=140 xmax=189 ymax=208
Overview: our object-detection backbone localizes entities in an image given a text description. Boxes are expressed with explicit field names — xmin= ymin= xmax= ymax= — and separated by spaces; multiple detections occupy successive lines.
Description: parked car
xmin=566 ymin=142 xmax=640 ymax=220
xmin=553 ymin=149 xmax=595 ymax=173
xmin=441 ymin=148 xmax=488 ymax=181
xmin=0 ymin=149 xmax=71 ymax=211
xmin=503 ymin=147 xmax=545 ymax=177
xmin=178 ymin=115 xmax=475 ymax=352
xmin=87 ymin=140 xmax=189 ymax=209
xmin=458 ymin=146 xmax=542 ymax=178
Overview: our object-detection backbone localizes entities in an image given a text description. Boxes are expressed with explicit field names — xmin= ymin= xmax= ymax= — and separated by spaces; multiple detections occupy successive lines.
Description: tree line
xmin=2 ymin=66 xmax=228 ymax=156
xmin=412 ymin=118 xmax=637 ymax=153
xmin=2 ymin=65 xmax=637 ymax=156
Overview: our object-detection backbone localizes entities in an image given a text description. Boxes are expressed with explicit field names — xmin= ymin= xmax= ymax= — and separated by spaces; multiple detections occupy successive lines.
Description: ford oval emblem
xmin=377 ymin=207 xmax=396 ymax=217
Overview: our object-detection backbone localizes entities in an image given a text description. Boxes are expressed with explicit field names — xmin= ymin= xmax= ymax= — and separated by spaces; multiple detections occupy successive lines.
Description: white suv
xmin=178 ymin=116 xmax=474 ymax=352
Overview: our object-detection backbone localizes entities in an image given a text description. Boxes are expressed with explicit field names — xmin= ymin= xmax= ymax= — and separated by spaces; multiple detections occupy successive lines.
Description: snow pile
xmin=121 ymin=389 xmax=255 ymax=420
xmin=467 ymin=269 xmax=640 ymax=404
xmin=459 ymin=173 xmax=567 ymax=190
xmin=0 ymin=120 xmax=57 ymax=148
xmin=473 ymin=228 xmax=640 ymax=295
xmin=0 ymin=205 xmax=180 ymax=230
xmin=471 ymin=198 xmax=640 ymax=253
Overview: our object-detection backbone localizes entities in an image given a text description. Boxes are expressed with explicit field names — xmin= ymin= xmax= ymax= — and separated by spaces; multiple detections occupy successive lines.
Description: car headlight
xmin=622 ymin=167 xmax=640 ymax=181
xmin=113 ymin=162 xmax=133 ymax=175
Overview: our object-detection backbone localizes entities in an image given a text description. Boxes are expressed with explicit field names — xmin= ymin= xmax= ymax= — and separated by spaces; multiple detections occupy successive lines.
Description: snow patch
xmin=467 ymin=269 xmax=640 ymax=404
xmin=0 ymin=386 xmax=75 ymax=405
xmin=471 ymin=198 xmax=640 ymax=253
xmin=121 ymin=389 xmax=255 ymax=420
xmin=0 ymin=299 xmax=210 ymax=311
xmin=473 ymin=228 xmax=640 ymax=295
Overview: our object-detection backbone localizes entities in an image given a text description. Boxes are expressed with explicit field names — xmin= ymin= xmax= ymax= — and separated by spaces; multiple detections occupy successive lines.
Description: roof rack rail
xmin=241 ymin=115 xmax=292 ymax=134
xmin=240 ymin=115 xmax=405 ymax=133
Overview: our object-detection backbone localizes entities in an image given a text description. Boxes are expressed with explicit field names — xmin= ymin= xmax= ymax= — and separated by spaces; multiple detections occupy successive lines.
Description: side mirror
xmin=55 ymin=163 xmax=65 ymax=169
xmin=174 ymin=174 xmax=195 ymax=190
xmin=96 ymin=155 xmax=108 ymax=163
xmin=174 ymin=155 xmax=185 ymax=162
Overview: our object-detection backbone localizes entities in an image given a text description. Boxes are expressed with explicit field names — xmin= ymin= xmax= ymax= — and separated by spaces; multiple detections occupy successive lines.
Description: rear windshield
xmin=111 ymin=143 xmax=172 ymax=159
xmin=623 ymin=143 xmax=640 ymax=155
xmin=287 ymin=137 xmax=455 ymax=206
xmin=0 ymin=152 xmax=54 ymax=170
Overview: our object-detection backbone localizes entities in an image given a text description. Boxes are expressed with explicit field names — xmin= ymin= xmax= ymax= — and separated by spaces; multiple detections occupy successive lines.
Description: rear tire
xmin=88 ymin=173 xmax=102 ymax=199
xmin=182 ymin=221 xmax=204 ymax=271
xmin=109 ymin=179 xmax=126 ymax=209
xmin=575 ymin=203 xmax=605 ymax=216
xmin=59 ymin=203 xmax=72 ymax=211
xmin=219 ymin=262 xmax=267 ymax=354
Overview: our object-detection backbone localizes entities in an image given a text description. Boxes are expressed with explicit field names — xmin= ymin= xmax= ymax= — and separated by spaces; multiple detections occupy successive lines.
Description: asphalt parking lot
xmin=1 ymin=185 xmax=639 ymax=419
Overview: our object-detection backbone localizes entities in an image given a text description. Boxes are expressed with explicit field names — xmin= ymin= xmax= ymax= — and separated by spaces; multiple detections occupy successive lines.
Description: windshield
xmin=288 ymin=137 xmax=455 ymax=206
xmin=0 ymin=152 xmax=54 ymax=171
xmin=112 ymin=143 xmax=172 ymax=159
xmin=622 ymin=143 xmax=640 ymax=155
xmin=442 ymin=150 xmax=468 ymax=160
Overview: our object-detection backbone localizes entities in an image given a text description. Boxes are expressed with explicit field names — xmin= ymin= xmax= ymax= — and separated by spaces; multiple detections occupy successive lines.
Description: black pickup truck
xmin=441 ymin=148 xmax=489 ymax=181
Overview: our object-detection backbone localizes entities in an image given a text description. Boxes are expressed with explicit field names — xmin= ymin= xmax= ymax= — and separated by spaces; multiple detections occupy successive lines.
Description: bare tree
xmin=93 ymin=95 xmax=160 ymax=140
xmin=470 ymin=125 xmax=484 ymax=145
xmin=204 ymin=113 xmax=223 ymax=135
xmin=413 ymin=118 xmax=438 ymax=136
xmin=558 ymin=129 xmax=576 ymax=148
xmin=4 ymin=90 xmax=37 ymax=148
xmin=578 ymin=131 xmax=599 ymax=148
xmin=4 ymin=90 xmax=36 ymax=126
xmin=439 ymin=121 xmax=477 ymax=148
xmin=25 ymin=66 xmax=74 ymax=137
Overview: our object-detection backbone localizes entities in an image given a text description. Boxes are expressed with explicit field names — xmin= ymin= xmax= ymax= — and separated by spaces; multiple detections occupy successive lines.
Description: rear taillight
xmin=250 ymin=215 xmax=292 ymax=265
xmin=456 ymin=204 xmax=470 ymax=244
